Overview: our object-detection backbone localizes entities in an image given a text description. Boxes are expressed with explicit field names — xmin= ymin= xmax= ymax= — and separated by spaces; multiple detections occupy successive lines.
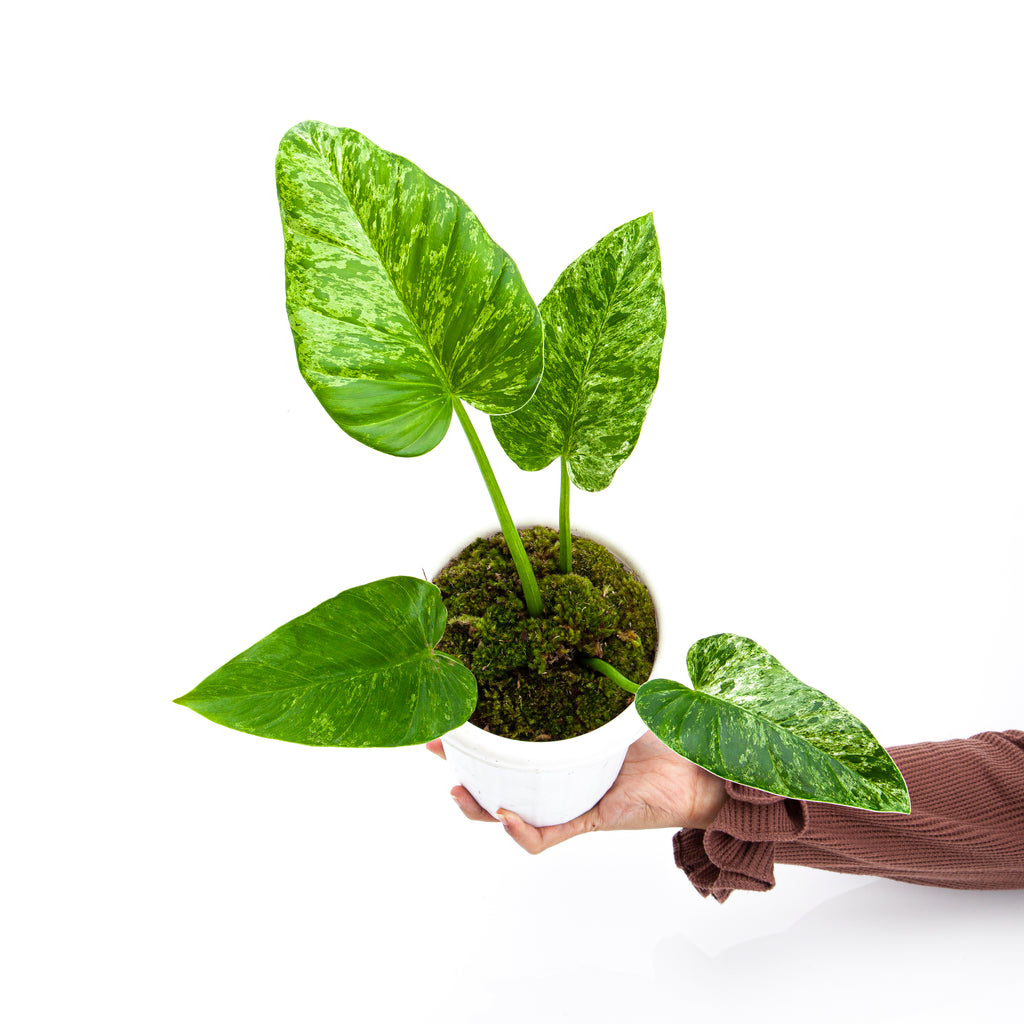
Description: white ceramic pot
xmin=439 ymin=527 xmax=657 ymax=827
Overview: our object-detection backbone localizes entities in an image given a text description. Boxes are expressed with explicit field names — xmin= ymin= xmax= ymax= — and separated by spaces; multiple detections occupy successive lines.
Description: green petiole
xmin=452 ymin=398 xmax=543 ymax=617
xmin=583 ymin=657 xmax=640 ymax=694
xmin=559 ymin=455 xmax=571 ymax=574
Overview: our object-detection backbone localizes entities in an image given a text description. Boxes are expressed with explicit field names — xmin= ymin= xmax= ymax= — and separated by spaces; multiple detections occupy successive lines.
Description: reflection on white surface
xmin=467 ymin=877 xmax=1024 ymax=1024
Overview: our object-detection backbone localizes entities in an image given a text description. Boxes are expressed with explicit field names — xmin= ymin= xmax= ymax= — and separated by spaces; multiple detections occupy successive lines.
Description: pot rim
xmin=438 ymin=523 xmax=658 ymax=768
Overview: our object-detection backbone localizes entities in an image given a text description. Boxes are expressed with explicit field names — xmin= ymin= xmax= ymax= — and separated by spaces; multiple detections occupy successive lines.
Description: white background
xmin=5 ymin=2 xmax=1023 ymax=1021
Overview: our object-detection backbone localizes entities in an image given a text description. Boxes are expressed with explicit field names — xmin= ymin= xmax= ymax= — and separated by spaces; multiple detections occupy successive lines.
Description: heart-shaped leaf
xmin=277 ymin=122 xmax=543 ymax=457
xmin=174 ymin=577 xmax=477 ymax=747
xmin=635 ymin=634 xmax=910 ymax=813
xmin=491 ymin=213 xmax=666 ymax=490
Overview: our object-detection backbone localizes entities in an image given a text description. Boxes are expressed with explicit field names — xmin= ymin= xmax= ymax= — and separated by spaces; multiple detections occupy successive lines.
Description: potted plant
xmin=174 ymin=122 xmax=910 ymax=826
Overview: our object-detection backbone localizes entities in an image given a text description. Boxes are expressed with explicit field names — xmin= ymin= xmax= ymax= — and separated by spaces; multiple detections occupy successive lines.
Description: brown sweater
xmin=674 ymin=729 xmax=1024 ymax=903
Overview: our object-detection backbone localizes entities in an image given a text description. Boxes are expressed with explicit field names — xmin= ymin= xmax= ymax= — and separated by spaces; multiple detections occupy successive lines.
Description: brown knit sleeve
xmin=673 ymin=729 xmax=1024 ymax=903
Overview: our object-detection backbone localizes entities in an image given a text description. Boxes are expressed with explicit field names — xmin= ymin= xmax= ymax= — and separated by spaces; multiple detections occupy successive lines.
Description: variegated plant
xmin=174 ymin=123 xmax=909 ymax=815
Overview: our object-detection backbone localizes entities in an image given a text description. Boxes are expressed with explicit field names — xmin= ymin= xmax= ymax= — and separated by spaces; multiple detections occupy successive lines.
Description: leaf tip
xmin=638 ymin=211 xmax=657 ymax=234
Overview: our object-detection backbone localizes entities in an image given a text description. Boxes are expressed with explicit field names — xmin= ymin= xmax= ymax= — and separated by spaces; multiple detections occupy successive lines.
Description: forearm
xmin=674 ymin=729 xmax=1024 ymax=902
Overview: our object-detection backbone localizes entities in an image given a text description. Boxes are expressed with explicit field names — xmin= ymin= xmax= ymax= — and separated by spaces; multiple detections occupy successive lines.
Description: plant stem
xmin=583 ymin=657 xmax=639 ymax=694
xmin=559 ymin=455 xmax=572 ymax=574
xmin=452 ymin=398 xmax=543 ymax=617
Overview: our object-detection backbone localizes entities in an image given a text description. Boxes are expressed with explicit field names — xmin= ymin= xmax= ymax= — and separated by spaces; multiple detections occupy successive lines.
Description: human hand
xmin=426 ymin=730 xmax=727 ymax=854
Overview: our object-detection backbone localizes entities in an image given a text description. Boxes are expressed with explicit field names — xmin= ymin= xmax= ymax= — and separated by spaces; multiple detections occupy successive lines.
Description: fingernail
xmin=496 ymin=810 xmax=513 ymax=834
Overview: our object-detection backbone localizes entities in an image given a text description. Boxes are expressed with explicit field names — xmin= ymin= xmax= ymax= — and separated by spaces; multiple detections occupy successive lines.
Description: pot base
xmin=441 ymin=702 xmax=647 ymax=826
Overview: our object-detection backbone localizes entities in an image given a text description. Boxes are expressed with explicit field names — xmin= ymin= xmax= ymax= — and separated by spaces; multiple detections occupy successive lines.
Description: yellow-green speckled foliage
xmin=175 ymin=577 xmax=477 ymax=747
xmin=277 ymin=122 xmax=543 ymax=457
xmin=637 ymin=635 xmax=912 ymax=813
xmin=492 ymin=214 xmax=666 ymax=490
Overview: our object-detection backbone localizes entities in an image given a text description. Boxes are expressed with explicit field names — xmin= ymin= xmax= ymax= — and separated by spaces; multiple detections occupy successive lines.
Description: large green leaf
xmin=635 ymin=634 xmax=910 ymax=813
xmin=276 ymin=122 xmax=543 ymax=457
xmin=174 ymin=577 xmax=477 ymax=747
xmin=491 ymin=214 xmax=666 ymax=490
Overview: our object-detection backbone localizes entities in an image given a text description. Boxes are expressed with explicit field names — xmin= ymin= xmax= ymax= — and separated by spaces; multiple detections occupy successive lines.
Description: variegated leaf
xmin=174 ymin=577 xmax=477 ymax=747
xmin=491 ymin=214 xmax=666 ymax=490
xmin=636 ymin=634 xmax=910 ymax=813
xmin=277 ymin=122 xmax=543 ymax=457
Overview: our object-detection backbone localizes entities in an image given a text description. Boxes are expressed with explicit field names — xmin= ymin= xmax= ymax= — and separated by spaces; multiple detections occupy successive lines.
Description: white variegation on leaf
xmin=635 ymin=634 xmax=911 ymax=813
xmin=174 ymin=577 xmax=477 ymax=747
xmin=491 ymin=213 xmax=666 ymax=490
xmin=277 ymin=122 xmax=543 ymax=457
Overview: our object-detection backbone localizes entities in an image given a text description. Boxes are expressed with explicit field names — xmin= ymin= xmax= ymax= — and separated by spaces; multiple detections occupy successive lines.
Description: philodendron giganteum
xmin=174 ymin=122 xmax=911 ymax=816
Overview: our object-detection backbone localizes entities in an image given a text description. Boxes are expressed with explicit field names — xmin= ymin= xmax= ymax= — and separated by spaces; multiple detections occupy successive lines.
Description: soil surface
xmin=432 ymin=526 xmax=658 ymax=741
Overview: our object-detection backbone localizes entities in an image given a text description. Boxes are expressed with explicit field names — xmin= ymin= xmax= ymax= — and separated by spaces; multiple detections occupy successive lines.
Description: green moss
xmin=432 ymin=526 xmax=658 ymax=741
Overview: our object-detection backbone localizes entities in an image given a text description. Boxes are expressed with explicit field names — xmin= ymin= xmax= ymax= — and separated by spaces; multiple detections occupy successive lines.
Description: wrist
xmin=688 ymin=772 xmax=727 ymax=830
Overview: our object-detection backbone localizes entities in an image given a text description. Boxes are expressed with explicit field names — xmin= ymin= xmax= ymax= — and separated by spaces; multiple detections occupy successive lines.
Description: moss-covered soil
xmin=432 ymin=526 xmax=658 ymax=742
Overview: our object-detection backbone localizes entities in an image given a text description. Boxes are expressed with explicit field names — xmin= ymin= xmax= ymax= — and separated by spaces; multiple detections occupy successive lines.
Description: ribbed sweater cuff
xmin=673 ymin=783 xmax=804 ymax=903
xmin=672 ymin=730 xmax=1024 ymax=902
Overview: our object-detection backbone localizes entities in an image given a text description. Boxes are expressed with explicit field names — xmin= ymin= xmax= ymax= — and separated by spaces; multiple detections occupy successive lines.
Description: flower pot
xmin=439 ymin=527 xmax=657 ymax=827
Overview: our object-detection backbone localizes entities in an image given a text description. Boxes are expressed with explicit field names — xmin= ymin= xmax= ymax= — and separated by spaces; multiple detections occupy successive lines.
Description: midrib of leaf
xmin=209 ymin=648 xmax=440 ymax=699
xmin=321 ymin=147 xmax=454 ymax=398
xmin=312 ymin=601 xmax=436 ymax=666
xmin=432 ymin=199 xmax=463 ymax=360
xmin=561 ymin=252 xmax=631 ymax=456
